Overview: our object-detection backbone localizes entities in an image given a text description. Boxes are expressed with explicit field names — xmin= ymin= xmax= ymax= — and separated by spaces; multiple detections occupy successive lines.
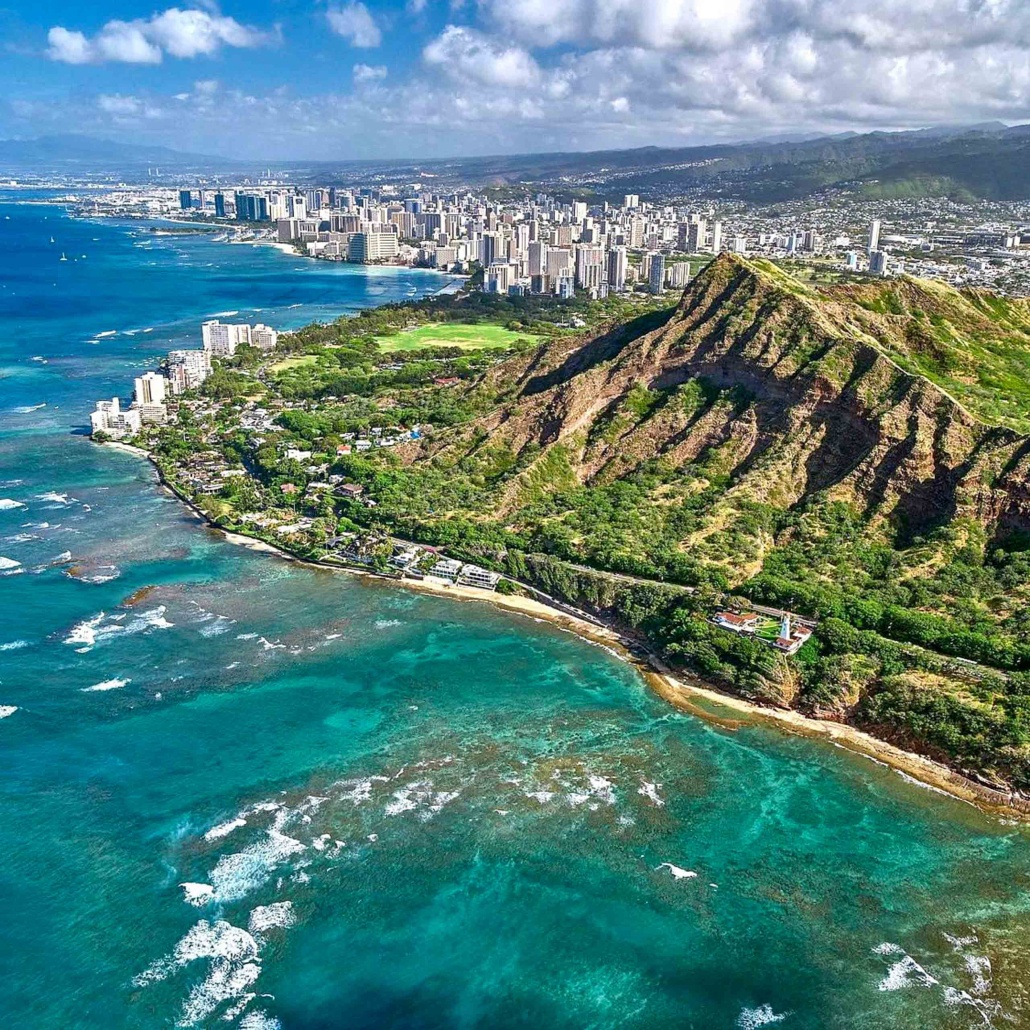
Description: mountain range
xmin=3 ymin=123 xmax=1030 ymax=200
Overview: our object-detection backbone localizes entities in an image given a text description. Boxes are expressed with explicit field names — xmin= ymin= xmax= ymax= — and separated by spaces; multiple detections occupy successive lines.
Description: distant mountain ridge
xmin=3 ymin=123 xmax=1029 ymax=200
xmin=0 ymin=134 xmax=233 ymax=172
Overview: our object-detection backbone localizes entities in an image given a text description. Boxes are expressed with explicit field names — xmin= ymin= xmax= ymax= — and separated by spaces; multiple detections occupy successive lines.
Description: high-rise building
xmin=134 ymin=371 xmax=166 ymax=405
xmin=575 ymin=245 xmax=604 ymax=289
xmin=648 ymin=253 xmax=666 ymax=294
xmin=201 ymin=321 xmax=260 ymax=357
xmin=252 ymin=325 xmax=278 ymax=351
xmin=347 ymin=231 xmax=399 ymax=263
xmin=868 ymin=219 xmax=881 ymax=253
xmin=571 ymin=201 xmax=588 ymax=223
xmin=179 ymin=189 xmax=192 ymax=211
xmin=235 ymin=193 xmax=269 ymax=222
xmin=166 ymin=349 xmax=212 ymax=393
xmin=667 ymin=261 xmax=690 ymax=289
xmin=90 ymin=398 xmax=142 ymax=439
xmin=710 ymin=221 xmax=723 ymax=254
xmin=485 ymin=262 xmax=514 ymax=293
xmin=623 ymin=194 xmax=640 ymax=209
xmin=528 ymin=240 xmax=547 ymax=277
xmin=687 ymin=219 xmax=707 ymax=253
xmin=869 ymin=249 xmax=888 ymax=275
xmin=607 ymin=246 xmax=628 ymax=291
xmin=214 ymin=192 xmax=226 ymax=218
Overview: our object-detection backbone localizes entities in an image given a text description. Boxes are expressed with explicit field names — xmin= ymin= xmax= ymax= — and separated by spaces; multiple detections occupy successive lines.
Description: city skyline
xmin=1 ymin=0 xmax=1029 ymax=160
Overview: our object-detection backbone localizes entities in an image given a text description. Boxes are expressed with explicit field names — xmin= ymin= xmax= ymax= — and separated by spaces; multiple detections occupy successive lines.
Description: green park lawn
xmin=376 ymin=323 xmax=539 ymax=352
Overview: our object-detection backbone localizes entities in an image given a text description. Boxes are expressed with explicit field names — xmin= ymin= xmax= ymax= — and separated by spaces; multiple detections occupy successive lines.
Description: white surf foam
xmin=0 ymin=705 xmax=18 ymax=719
xmin=877 ymin=953 xmax=939 ymax=991
xmin=0 ymin=640 xmax=28 ymax=651
xmin=208 ymin=828 xmax=306 ymax=903
xmin=82 ymin=677 xmax=130 ymax=692
xmin=737 ymin=1004 xmax=789 ymax=1029
xmin=13 ymin=403 xmax=46 ymax=413
xmin=35 ymin=492 xmax=76 ymax=505
xmin=64 ymin=611 xmax=105 ymax=649
xmin=248 ymin=901 xmax=295 ymax=934
xmin=0 ymin=499 xmax=27 ymax=510
xmin=656 ymin=862 xmax=697 ymax=881
xmin=180 ymin=882 xmax=215 ymax=907
xmin=204 ymin=817 xmax=247 ymax=842
xmin=0 ymin=556 xmax=21 ymax=570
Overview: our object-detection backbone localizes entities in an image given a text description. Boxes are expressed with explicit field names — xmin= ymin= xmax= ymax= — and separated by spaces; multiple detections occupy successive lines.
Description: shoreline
xmin=104 ymin=440 xmax=1030 ymax=823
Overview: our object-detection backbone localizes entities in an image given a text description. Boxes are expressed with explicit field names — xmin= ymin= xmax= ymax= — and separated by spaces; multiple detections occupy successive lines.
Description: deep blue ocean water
xmin=1 ymin=199 xmax=1029 ymax=1029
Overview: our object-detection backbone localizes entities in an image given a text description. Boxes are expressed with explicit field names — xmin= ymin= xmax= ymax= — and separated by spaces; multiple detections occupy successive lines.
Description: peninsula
xmin=92 ymin=253 xmax=1030 ymax=811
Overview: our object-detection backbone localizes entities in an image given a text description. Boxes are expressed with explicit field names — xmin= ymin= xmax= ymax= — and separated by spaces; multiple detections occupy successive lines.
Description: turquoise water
xmin=2 ymin=201 xmax=1029 ymax=1029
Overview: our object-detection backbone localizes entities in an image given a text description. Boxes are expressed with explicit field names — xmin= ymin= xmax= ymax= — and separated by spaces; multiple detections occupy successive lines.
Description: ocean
xmin=1 ymin=198 xmax=1028 ymax=1029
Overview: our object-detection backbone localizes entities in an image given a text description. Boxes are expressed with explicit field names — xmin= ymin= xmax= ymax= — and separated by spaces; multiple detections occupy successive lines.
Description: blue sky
xmin=0 ymin=1 xmax=1027 ymax=160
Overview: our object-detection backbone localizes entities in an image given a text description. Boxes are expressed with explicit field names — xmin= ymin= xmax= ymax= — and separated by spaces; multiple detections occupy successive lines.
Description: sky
xmin=0 ymin=0 xmax=1028 ymax=160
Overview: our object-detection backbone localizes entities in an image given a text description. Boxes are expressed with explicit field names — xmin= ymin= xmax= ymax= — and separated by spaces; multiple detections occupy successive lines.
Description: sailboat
xmin=59 ymin=252 xmax=68 ymax=262
xmin=49 ymin=236 xmax=55 ymax=244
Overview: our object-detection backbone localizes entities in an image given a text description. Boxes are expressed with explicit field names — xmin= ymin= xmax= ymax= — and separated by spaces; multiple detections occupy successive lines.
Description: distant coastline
xmin=100 ymin=438 xmax=1030 ymax=824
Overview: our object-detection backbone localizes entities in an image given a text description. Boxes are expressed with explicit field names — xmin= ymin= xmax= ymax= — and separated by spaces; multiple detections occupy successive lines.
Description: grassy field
xmin=376 ymin=323 xmax=539 ymax=352
xmin=269 ymin=355 xmax=318 ymax=372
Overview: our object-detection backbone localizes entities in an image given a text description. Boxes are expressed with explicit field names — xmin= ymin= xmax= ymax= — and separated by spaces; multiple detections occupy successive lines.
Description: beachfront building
xmin=166 ymin=349 xmax=212 ymax=393
xmin=251 ymin=324 xmax=278 ymax=351
xmin=89 ymin=398 xmax=142 ymax=439
xmin=457 ymin=565 xmax=501 ymax=591
xmin=429 ymin=558 xmax=463 ymax=581
xmin=202 ymin=321 xmax=247 ymax=358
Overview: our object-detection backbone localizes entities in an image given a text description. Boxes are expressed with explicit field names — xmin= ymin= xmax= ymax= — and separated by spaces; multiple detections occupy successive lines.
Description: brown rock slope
xmin=417 ymin=254 xmax=1030 ymax=540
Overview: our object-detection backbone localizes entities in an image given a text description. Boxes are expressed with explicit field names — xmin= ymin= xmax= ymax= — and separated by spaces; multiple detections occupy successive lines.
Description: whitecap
xmin=877 ymin=954 xmax=939 ymax=992
xmin=248 ymin=901 xmax=295 ymax=934
xmin=239 ymin=1013 xmax=281 ymax=1030
xmin=236 ymin=632 xmax=258 ymax=640
xmin=204 ymin=817 xmax=247 ymax=842
xmin=385 ymin=781 xmax=461 ymax=819
xmin=35 ymin=492 xmax=76 ymax=505
xmin=374 ymin=619 xmax=402 ymax=629
xmin=0 ymin=499 xmax=27 ymax=510
xmin=82 ymin=677 xmax=130 ymax=692
xmin=180 ymin=882 xmax=215 ymax=907
xmin=63 ymin=611 xmax=105 ymax=649
xmin=737 ymin=1004 xmax=789 ymax=1029
xmin=0 ymin=705 xmax=18 ymax=719
xmin=0 ymin=640 xmax=28 ymax=651
xmin=0 ymin=556 xmax=21 ymax=570
xmin=208 ymin=828 xmax=306 ymax=903
xmin=656 ymin=862 xmax=697 ymax=881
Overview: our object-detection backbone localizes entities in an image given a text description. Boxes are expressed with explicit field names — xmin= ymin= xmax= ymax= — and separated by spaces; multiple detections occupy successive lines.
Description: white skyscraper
xmin=134 ymin=371 xmax=166 ymax=405
xmin=868 ymin=219 xmax=881 ymax=253
xmin=710 ymin=220 xmax=722 ymax=254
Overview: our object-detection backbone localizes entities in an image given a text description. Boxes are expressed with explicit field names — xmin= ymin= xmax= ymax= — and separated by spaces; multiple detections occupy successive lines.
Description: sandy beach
xmin=104 ymin=439 xmax=1030 ymax=822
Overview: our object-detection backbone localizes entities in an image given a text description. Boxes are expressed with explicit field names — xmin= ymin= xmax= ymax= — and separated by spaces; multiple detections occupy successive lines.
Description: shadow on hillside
xmin=521 ymin=308 xmax=675 ymax=397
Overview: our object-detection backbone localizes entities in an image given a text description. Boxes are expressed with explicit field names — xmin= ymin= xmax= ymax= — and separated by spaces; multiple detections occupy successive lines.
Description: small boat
xmin=59 ymin=252 xmax=68 ymax=262
xmin=49 ymin=236 xmax=55 ymax=244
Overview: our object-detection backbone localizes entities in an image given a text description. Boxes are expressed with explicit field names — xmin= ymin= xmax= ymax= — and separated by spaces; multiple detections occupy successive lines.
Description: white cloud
xmin=326 ymin=3 xmax=382 ymax=48
xmin=98 ymin=94 xmax=143 ymax=116
xmin=46 ymin=27 xmax=95 ymax=65
xmin=353 ymin=63 xmax=388 ymax=83
xmin=423 ymin=26 xmax=540 ymax=88
xmin=483 ymin=0 xmax=756 ymax=51
xmin=46 ymin=7 xmax=268 ymax=64
xmin=407 ymin=0 xmax=429 ymax=12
